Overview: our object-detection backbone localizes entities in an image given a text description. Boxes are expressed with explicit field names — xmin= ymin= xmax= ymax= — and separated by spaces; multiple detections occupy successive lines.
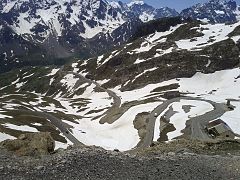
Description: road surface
xmin=34 ymin=110 xmax=84 ymax=146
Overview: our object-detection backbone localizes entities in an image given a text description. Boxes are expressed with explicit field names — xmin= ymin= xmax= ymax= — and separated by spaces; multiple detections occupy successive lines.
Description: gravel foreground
xmin=0 ymin=146 xmax=240 ymax=180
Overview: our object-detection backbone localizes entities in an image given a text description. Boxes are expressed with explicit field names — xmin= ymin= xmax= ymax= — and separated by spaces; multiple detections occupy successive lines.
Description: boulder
xmin=0 ymin=132 xmax=55 ymax=156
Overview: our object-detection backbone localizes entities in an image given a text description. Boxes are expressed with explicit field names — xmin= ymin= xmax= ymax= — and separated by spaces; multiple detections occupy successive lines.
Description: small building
xmin=206 ymin=119 xmax=235 ymax=139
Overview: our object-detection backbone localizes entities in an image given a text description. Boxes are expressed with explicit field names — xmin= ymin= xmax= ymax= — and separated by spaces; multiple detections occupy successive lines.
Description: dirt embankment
xmin=139 ymin=139 xmax=240 ymax=156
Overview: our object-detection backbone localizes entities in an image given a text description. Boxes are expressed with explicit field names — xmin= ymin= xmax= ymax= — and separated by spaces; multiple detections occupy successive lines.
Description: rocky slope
xmin=0 ymin=132 xmax=55 ymax=156
xmin=78 ymin=18 xmax=240 ymax=91
xmin=0 ymin=142 xmax=240 ymax=180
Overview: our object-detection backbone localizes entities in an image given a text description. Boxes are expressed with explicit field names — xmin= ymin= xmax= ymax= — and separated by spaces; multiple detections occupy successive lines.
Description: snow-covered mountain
xmin=0 ymin=0 xmax=179 ymax=73
xmin=2 ymin=0 xmax=240 ymax=74
xmin=181 ymin=0 xmax=240 ymax=23
xmin=127 ymin=0 xmax=178 ymax=22
xmin=0 ymin=17 xmax=240 ymax=150
xmin=0 ymin=0 xmax=125 ymax=38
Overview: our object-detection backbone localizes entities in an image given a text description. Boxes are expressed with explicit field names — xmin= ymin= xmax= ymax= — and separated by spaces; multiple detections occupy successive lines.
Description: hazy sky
xmin=121 ymin=0 xmax=240 ymax=12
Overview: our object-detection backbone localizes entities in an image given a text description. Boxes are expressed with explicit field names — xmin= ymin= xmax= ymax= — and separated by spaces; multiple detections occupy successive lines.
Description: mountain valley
xmin=0 ymin=14 xmax=240 ymax=150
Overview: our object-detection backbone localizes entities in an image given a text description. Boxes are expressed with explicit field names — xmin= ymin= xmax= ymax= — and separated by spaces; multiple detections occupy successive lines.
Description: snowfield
xmin=4 ymin=124 xmax=39 ymax=133
xmin=63 ymin=102 xmax=160 ymax=151
xmin=0 ymin=133 xmax=16 ymax=142
xmin=178 ymin=68 xmax=240 ymax=102
xmin=176 ymin=22 xmax=240 ymax=51
xmin=220 ymin=101 xmax=240 ymax=136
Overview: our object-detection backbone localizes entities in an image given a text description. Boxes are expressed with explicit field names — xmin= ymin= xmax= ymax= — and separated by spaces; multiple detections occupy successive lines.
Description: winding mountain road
xmin=15 ymin=69 xmax=229 ymax=150
xmin=138 ymin=97 xmax=228 ymax=149
xmin=71 ymin=71 xmax=229 ymax=149
xmin=70 ymin=72 xmax=121 ymax=124
xmin=71 ymin=72 xmax=229 ymax=147
xmin=55 ymin=71 xmax=230 ymax=149
xmin=17 ymin=109 xmax=84 ymax=146
xmin=34 ymin=110 xmax=84 ymax=146
xmin=12 ymin=70 xmax=122 ymax=147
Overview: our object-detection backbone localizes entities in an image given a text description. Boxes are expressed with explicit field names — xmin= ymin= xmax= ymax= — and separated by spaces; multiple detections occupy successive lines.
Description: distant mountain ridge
xmin=0 ymin=0 xmax=178 ymax=73
xmin=0 ymin=0 xmax=240 ymax=73
xmin=181 ymin=0 xmax=240 ymax=23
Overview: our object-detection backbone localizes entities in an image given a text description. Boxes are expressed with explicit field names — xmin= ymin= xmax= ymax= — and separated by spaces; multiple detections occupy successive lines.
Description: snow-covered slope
xmin=0 ymin=19 xmax=240 ymax=151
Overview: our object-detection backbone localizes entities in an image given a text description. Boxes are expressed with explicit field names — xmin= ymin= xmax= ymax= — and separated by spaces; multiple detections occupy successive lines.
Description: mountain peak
xmin=127 ymin=0 xmax=144 ymax=7
xmin=180 ymin=0 xmax=238 ymax=23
